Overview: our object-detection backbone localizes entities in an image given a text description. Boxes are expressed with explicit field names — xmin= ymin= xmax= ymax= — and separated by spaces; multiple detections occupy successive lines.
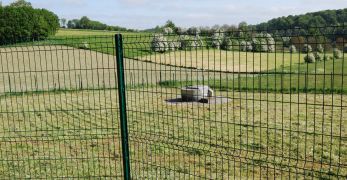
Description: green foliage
xmin=60 ymin=18 xmax=67 ymax=28
xmin=151 ymin=34 xmax=169 ymax=52
xmin=344 ymin=44 xmax=347 ymax=53
xmin=9 ymin=0 xmax=31 ymax=7
xmin=163 ymin=27 xmax=173 ymax=34
xmin=313 ymin=52 xmax=323 ymax=61
xmin=67 ymin=16 xmax=133 ymax=32
xmin=251 ymin=38 xmax=267 ymax=52
xmin=220 ymin=37 xmax=236 ymax=50
xmin=210 ymin=32 xmax=223 ymax=49
xmin=0 ymin=3 xmax=59 ymax=44
xmin=302 ymin=44 xmax=312 ymax=53
xmin=256 ymin=8 xmax=347 ymax=29
xmin=178 ymin=35 xmax=203 ymax=50
xmin=163 ymin=20 xmax=178 ymax=34
xmin=316 ymin=44 xmax=324 ymax=53
xmin=304 ymin=53 xmax=315 ymax=63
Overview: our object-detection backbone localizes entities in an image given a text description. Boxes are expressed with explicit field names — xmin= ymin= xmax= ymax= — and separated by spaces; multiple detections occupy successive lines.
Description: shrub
xmin=187 ymin=27 xmax=200 ymax=35
xmin=333 ymin=48 xmax=343 ymax=59
xmin=163 ymin=27 xmax=173 ymax=34
xmin=263 ymin=33 xmax=275 ymax=52
xmin=211 ymin=32 xmax=223 ymax=49
xmin=304 ymin=53 xmax=315 ymax=63
xmin=251 ymin=33 xmax=276 ymax=52
xmin=168 ymin=41 xmax=180 ymax=51
xmin=246 ymin=42 xmax=253 ymax=51
xmin=289 ymin=45 xmax=297 ymax=53
xmin=221 ymin=37 xmax=235 ymax=50
xmin=240 ymin=41 xmax=247 ymax=51
xmin=151 ymin=34 xmax=168 ymax=52
xmin=193 ymin=35 xmax=204 ymax=48
xmin=316 ymin=44 xmax=324 ymax=53
xmin=323 ymin=55 xmax=333 ymax=61
xmin=178 ymin=35 xmax=202 ymax=50
xmin=240 ymin=41 xmax=253 ymax=52
xmin=313 ymin=52 xmax=322 ymax=61
xmin=251 ymin=38 xmax=269 ymax=52
xmin=302 ymin=44 xmax=312 ymax=53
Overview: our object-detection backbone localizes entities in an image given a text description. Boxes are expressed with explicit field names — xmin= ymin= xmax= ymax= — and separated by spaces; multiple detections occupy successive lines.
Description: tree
xmin=9 ymin=0 xmax=32 ymax=7
xmin=151 ymin=34 xmax=169 ymax=52
xmin=0 ymin=5 xmax=59 ymax=44
xmin=163 ymin=27 xmax=173 ymax=34
xmin=304 ymin=53 xmax=315 ymax=63
xmin=302 ymin=44 xmax=312 ymax=53
xmin=60 ymin=18 xmax=67 ymax=28
xmin=164 ymin=20 xmax=178 ymax=34
xmin=79 ymin=16 xmax=90 ymax=29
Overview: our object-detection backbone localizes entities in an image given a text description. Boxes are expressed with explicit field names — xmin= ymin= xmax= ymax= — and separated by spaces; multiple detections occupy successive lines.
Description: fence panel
xmin=122 ymin=27 xmax=346 ymax=179
xmin=0 ymin=36 xmax=123 ymax=178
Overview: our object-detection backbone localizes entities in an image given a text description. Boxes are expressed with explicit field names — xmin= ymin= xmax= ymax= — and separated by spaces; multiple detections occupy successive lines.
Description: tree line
xmin=255 ymin=8 xmax=347 ymax=30
xmin=0 ymin=0 xmax=60 ymax=44
xmin=64 ymin=16 xmax=135 ymax=32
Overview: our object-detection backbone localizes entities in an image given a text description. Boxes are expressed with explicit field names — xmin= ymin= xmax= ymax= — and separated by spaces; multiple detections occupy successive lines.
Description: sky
xmin=2 ymin=0 xmax=347 ymax=30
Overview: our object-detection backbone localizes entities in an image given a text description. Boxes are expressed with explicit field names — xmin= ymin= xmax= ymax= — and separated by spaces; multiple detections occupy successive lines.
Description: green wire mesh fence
xmin=0 ymin=26 xmax=346 ymax=179
xmin=0 ymin=36 xmax=124 ymax=178
xmin=122 ymin=26 xmax=346 ymax=179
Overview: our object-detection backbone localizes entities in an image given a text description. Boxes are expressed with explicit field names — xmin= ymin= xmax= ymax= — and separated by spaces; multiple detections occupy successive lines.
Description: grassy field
xmin=0 ymin=88 xmax=345 ymax=178
xmin=138 ymin=50 xmax=309 ymax=72
xmin=55 ymin=28 xmax=138 ymax=36
xmin=0 ymin=30 xmax=346 ymax=178
xmin=159 ymin=57 xmax=347 ymax=94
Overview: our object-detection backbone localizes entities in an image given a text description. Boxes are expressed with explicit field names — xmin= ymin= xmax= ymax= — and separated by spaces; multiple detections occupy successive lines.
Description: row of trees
xmin=65 ymin=16 xmax=135 ymax=32
xmin=0 ymin=0 xmax=60 ymax=44
xmin=256 ymin=8 xmax=347 ymax=30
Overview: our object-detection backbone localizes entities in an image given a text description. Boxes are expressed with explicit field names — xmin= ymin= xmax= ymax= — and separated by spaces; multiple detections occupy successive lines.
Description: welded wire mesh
xmin=0 ymin=26 xmax=346 ymax=179
xmin=0 ymin=36 xmax=123 ymax=178
xmin=122 ymin=26 xmax=346 ymax=179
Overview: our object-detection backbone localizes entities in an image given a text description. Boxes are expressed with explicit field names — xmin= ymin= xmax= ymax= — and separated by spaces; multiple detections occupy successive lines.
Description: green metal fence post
xmin=115 ymin=34 xmax=131 ymax=180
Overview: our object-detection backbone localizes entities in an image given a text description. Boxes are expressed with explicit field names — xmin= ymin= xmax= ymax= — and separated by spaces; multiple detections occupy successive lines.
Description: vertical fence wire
xmin=0 ymin=36 xmax=123 ymax=178
xmin=121 ymin=26 xmax=346 ymax=179
xmin=0 ymin=26 xmax=346 ymax=179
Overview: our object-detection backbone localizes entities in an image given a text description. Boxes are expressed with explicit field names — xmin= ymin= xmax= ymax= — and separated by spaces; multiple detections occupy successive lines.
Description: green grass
xmin=159 ymin=58 xmax=347 ymax=94
xmin=0 ymin=30 xmax=346 ymax=178
xmin=0 ymin=89 xmax=345 ymax=178
xmin=55 ymin=28 xmax=138 ymax=36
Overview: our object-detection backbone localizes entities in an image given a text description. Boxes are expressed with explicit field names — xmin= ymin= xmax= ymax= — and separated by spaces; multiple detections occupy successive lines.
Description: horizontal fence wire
xmin=122 ymin=26 xmax=346 ymax=179
xmin=0 ymin=36 xmax=123 ymax=178
xmin=0 ymin=25 xmax=346 ymax=179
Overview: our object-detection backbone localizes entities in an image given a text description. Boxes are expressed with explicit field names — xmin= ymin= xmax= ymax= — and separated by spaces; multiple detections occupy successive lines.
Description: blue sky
xmin=2 ymin=0 xmax=347 ymax=29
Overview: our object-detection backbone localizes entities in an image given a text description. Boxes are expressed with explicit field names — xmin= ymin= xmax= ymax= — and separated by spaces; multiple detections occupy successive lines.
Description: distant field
xmin=139 ymin=50 xmax=308 ymax=72
xmin=55 ymin=28 xmax=139 ymax=36
xmin=159 ymin=57 xmax=347 ymax=94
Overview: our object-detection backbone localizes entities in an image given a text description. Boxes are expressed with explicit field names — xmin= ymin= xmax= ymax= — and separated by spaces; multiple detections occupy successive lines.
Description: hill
xmin=256 ymin=8 xmax=347 ymax=30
